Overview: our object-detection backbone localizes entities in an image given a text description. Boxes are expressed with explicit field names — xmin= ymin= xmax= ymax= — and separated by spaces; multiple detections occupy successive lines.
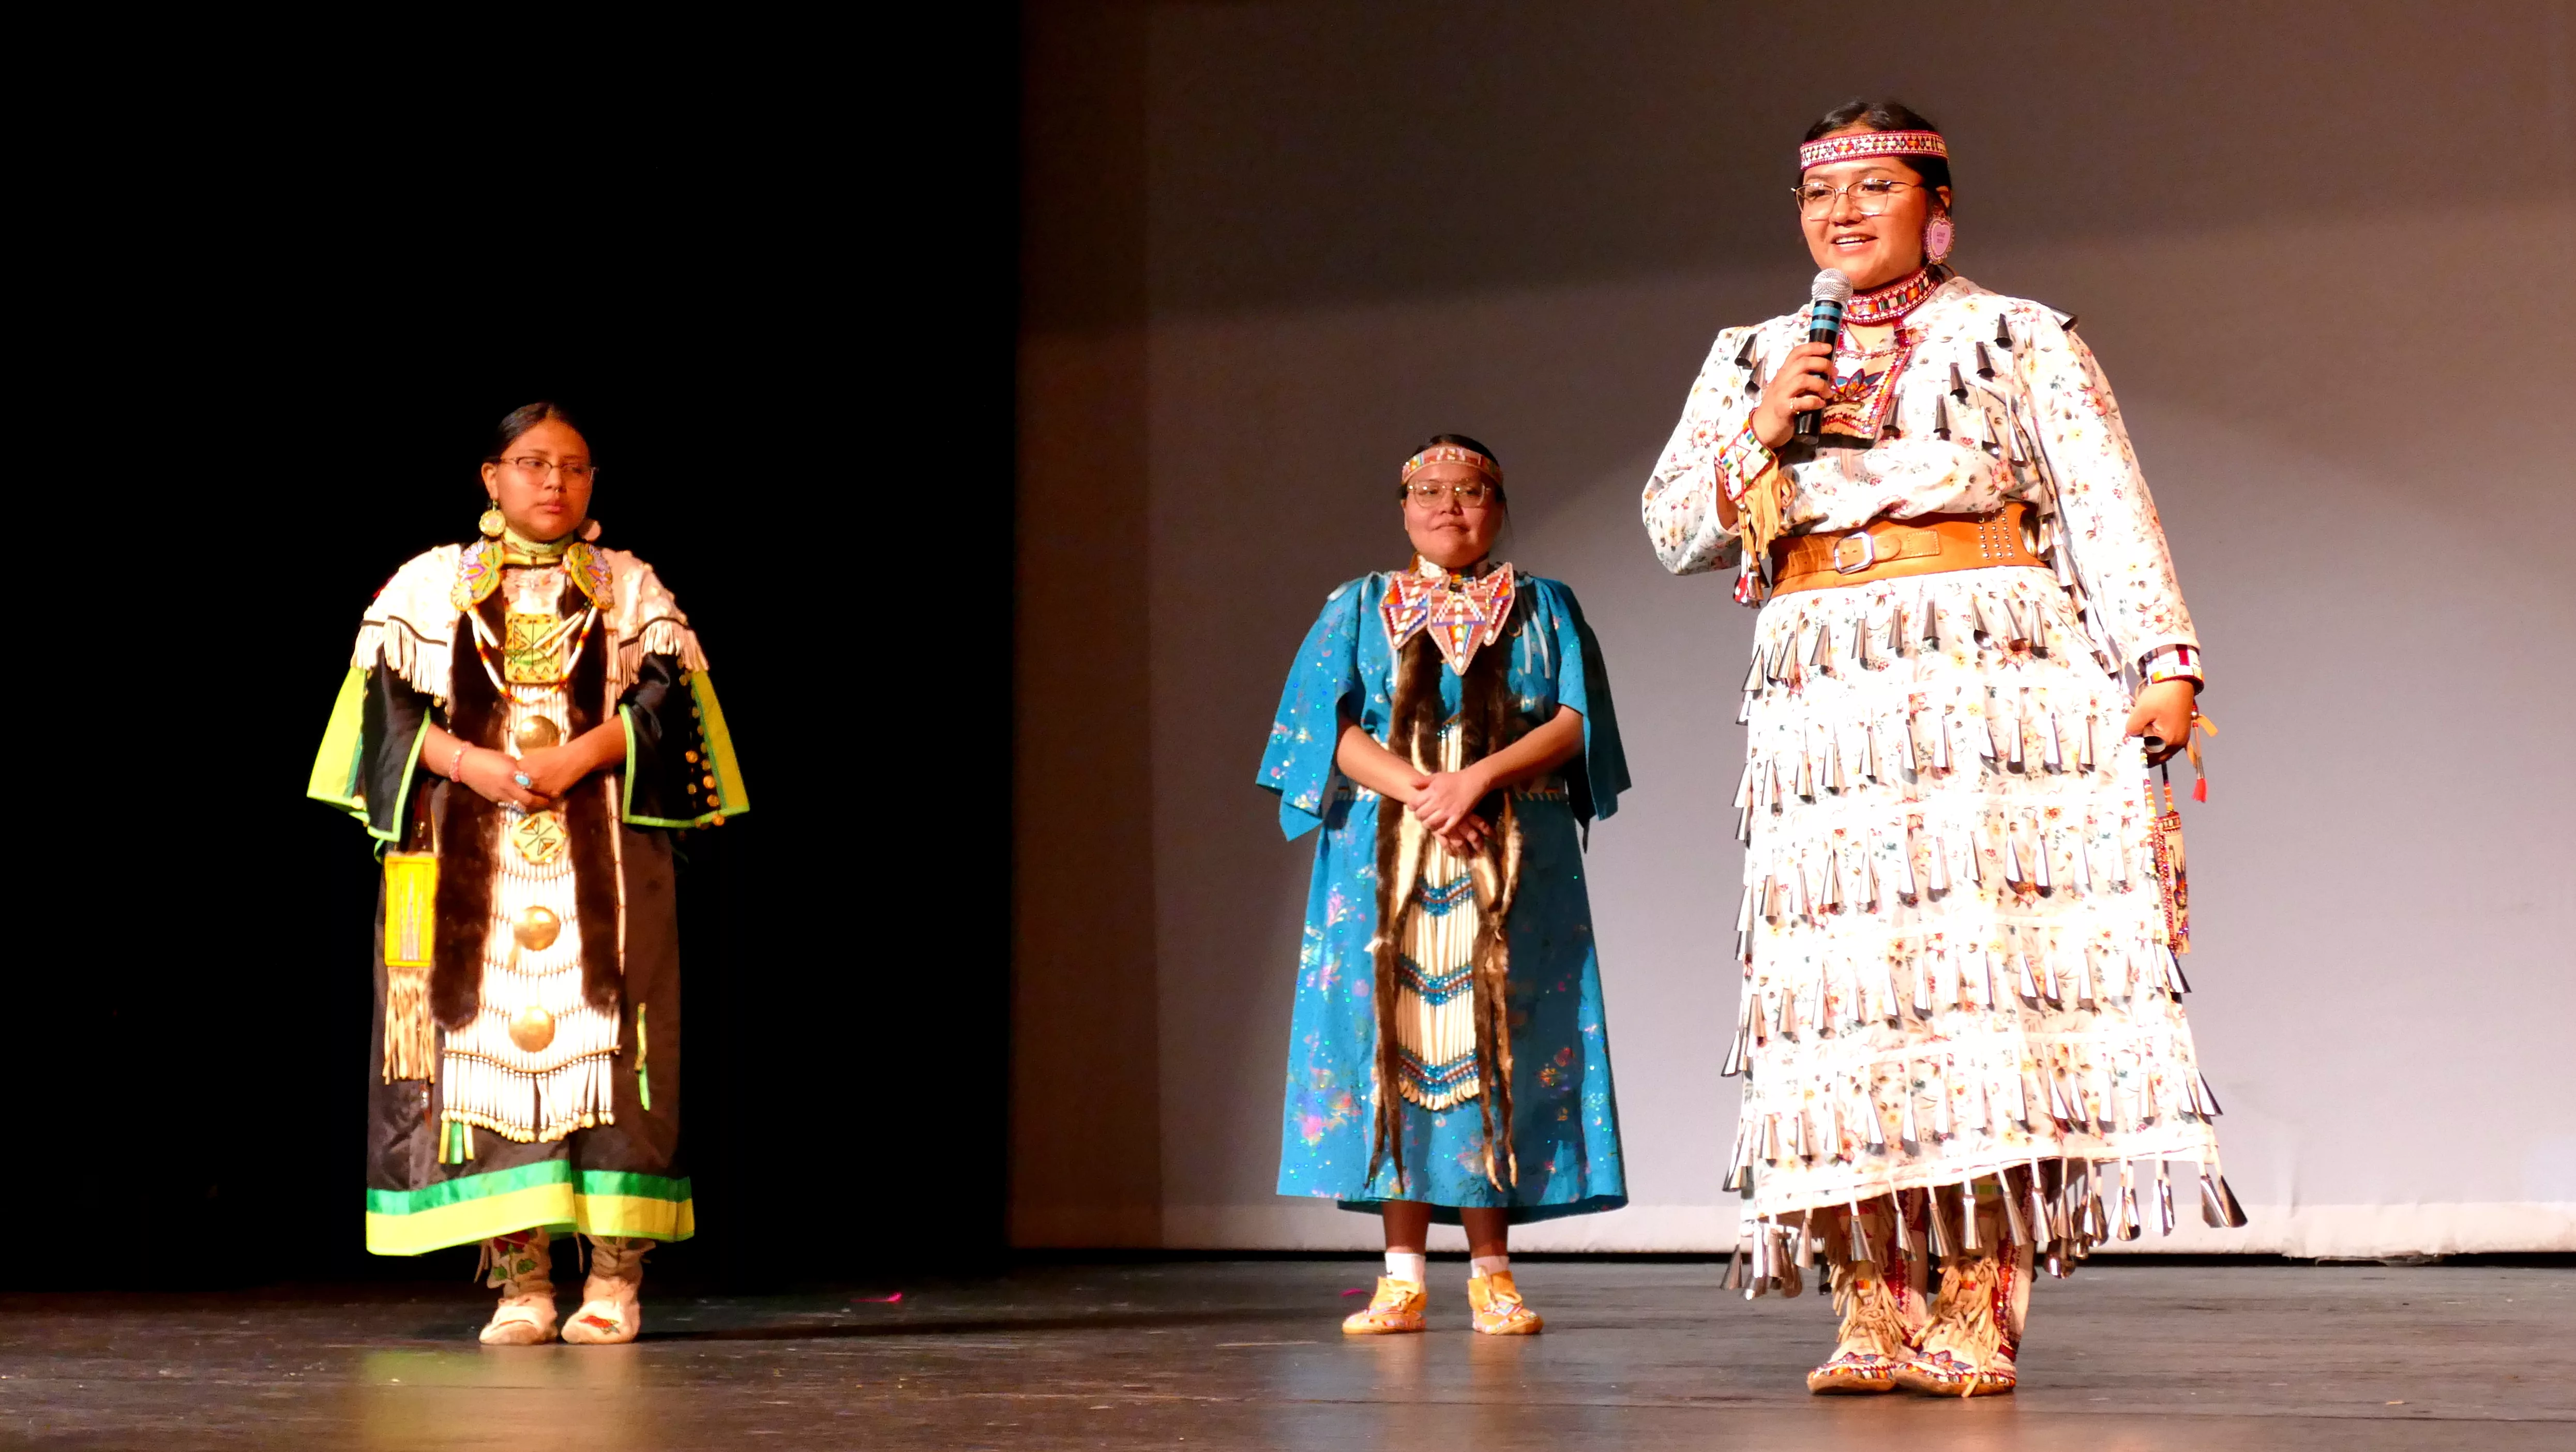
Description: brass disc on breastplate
xmin=513 ymin=906 xmax=561 ymax=951
xmin=514 ymin=716 xmax=562 ymax=752
xmin=508 ymin=1005 xmax=558 ymax=1052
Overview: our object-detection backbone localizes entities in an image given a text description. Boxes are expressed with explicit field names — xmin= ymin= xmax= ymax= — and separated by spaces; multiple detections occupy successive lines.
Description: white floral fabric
xmin=1644 ymin=275 xmax=2227 ymax=1239
xmin=1643 ymin=276 xmax=2201 ymax=687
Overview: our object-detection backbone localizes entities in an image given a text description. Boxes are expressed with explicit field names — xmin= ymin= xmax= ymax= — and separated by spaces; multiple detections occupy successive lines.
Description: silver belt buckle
xmin=1832 ymin=530 xmax=1878 ymax=573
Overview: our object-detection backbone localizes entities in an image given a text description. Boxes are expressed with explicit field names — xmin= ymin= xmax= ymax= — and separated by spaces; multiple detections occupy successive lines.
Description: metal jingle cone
xmin=1899 ymin=834 xmax=1921 ymax=901
xmin=1892 ymin=1190 xmax=1915 ymax=1256
xmin=2217 ymin=1174 xmax=2248 ymax=1226
xmin=1769 ymin=759 xmax=1786 ymax=813
xmin=2076 ymin=836 xmax=2097 ymax=895
xmin=1899 ymin=1077 xmax=1921 ymax=1153
xmin=1971 ymin=592 xmax=2000 ymax=645
xmin=2157 ymin=1164 xmax=2178 ymax=1234
xmin=2081 ymin=714 xmax=2099 ymax=773
xmin=1958 ymin=1178 xmax=1983 ymax=1251
xmin=2045 ymin=713 xmax=2066 ymax=772
xmin=2171 ymin=947 xmax=2195 ymax=995
xmin=1890 ymin=603 xmax=1909 ymax=657
xmin=1796 ymin=1214 xmax=1818 ymax=1269
xmin=1829 ymin=738 xmax=1847 ymax=795
xmin=1899 ymin=712 xmax=1920 ymax=773
xmin=2118 ymin=1172 xmax=2143 ymax=1242
xmin=1723 ymin=1123 xmax=1749 ymax=1191
xmin=1922 ymin=600 xmax=1943 ymax=653
xmin=1762 ymin=1112 xmax=1784 ymax=1165
xmin=1861 ymin=1085 xmax=1889 ymax=1152
xmin=1976 ymin=340 xmax=1996 ymax=378
xmin=1925 ymin=1187 xmax=1955 ymax=1258
xmin=2041 ymin=945 xmax=2066 ymax=1009
xmin=1949 ymin=359 xmax=1969 ymax=400
xmin=1724 ymin=1242 xmax=1748 ymax=1292
xmin=1852 ymin=614 xmax=1873 ymax=671
xmin=2000 ymin=1167 xmax=2031 ymax=1245
xmin=1811 ymin=621 xmax=1834 ymax=673
xmin=2077 ymin=949 xmax=2099 ymax=1010
xmin=2016 ymin=947 xmax=2043 ymax=1005
xmin=1741 ymin=657 xmax=1764 ymax=699
xmin=1864 ymin=853 xmax=1882 ymax=915
xmin=2198 ymin=1072 xmax=2225 ymax=1117
xmin=1911 ymin=956 xmax=1933 ymax=1018
xmin=1737 ymin=795 xmax=1755 ymax=845
xmin=2198 ymin=1171 xmax=2233 ymax=1228
xmin=1848 ymin=1201 xmax=1875 ymax=1262
xmin=1820 ymin=848 xmax=1843 ymax=912
xmin=2032 ymin=826 xmax=2054 ymax=895
xmin=1795 ymin=750 xmax=1815 ymax=801
xmin=2006 ymin=698 xmax=2027 ymax=769
xmin=1934 ymin=1072 xmax=1956 ymax=1139
xmin=1733 ymin=756 xmax=1758 ymax=813
xmin=2003 ymin=831 xmax=2027 ymax=888
xmin=2026 ymin=1162 xmax=2055 ymax=1250
xmin=1928 ymin=837 xmax=1951 ymax=896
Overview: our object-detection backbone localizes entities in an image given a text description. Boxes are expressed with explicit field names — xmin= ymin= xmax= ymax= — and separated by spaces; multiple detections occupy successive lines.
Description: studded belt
xmin=1770 ymin=503 xmax=2042 ymax=595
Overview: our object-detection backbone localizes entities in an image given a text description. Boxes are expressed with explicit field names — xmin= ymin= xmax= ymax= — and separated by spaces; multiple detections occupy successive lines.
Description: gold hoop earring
xmin=479 ymin=500 xmax=506 ymax=538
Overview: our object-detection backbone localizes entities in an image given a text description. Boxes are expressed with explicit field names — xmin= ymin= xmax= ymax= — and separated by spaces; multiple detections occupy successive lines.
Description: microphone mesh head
xmin=1811 ymin=268 xmax=1853 ymax=305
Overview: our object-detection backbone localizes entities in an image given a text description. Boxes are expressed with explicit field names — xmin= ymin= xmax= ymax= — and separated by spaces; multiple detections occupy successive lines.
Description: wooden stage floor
xmin=4 ymin=1259 xmax=2569 ymax=1449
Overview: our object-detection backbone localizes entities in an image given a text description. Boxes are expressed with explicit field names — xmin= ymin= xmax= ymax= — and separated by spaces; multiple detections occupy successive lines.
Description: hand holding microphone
xmin=1751 ymin=268 xmax=1850 ymax=449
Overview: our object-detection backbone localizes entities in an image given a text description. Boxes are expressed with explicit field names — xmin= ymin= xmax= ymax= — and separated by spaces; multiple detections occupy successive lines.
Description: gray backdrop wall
xmin=1014 ymin=1 xmax=2576 ymax=1255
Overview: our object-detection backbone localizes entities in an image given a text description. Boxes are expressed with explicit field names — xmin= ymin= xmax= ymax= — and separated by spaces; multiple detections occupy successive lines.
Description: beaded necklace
xmin=1842 ymin=266 xmax=1941 ymax=326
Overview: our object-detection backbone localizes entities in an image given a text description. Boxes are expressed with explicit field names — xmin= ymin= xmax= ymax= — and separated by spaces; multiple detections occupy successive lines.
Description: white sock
xmin=1384 ymin=1251 xmax=1427 ymax=1284
xmin=1470 ymin=1254 xmax=1511 ymax=1279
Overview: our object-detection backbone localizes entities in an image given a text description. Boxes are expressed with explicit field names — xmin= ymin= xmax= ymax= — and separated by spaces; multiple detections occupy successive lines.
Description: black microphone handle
xmin=1792 ymin=300 xmax=1844 ymax=438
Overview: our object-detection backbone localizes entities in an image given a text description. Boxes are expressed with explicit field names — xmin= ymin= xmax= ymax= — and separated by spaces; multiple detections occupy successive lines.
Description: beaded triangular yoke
xmin=1381 ymin=558 xmax=1516 ymax=674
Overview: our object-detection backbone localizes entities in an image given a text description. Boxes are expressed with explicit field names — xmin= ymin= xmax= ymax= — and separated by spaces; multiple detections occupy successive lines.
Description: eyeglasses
xmin=1404 ymin=481 xmax=1498 ymax=507
xmin=503 ymin=456 xmax=596 ymax=482
xmin=1791 ymin=177 xmax=1925 ymax=216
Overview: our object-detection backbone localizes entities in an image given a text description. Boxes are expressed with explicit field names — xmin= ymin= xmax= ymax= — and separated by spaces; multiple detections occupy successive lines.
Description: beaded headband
xmin=1798 ymin=128 xmax=1948 ymax=171
xmin=1400 ymin=445 xmax=1503 ymax=486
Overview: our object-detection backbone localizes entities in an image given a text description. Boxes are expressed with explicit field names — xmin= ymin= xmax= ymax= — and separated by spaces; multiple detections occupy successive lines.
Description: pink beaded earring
xmin=1923 ymin=213 xmax=1955 ymax=266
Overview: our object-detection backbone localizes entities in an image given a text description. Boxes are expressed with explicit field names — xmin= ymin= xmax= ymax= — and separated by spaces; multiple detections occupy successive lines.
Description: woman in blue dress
xmin=1258 ymin=434 xmax=1630 ymax=1336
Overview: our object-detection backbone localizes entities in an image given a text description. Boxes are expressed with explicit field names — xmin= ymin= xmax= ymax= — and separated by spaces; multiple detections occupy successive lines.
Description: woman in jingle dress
xmin=1643 ymin=102 xmax=2239 ymax=1396
xmin=1261 ymin=435 xmax=1629 ymax=1337
xmin=309 ymin=402 xmax=746 ymax=1345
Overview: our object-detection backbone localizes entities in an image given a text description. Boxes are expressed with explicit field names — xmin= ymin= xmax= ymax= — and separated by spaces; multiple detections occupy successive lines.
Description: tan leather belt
xmin=1771 ymin=504 xmax=2042 ymax=594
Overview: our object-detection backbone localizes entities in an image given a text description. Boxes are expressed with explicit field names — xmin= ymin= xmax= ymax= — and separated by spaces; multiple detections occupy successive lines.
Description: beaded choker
xmin=1843 ymin=266 xmax=1941 ymax=325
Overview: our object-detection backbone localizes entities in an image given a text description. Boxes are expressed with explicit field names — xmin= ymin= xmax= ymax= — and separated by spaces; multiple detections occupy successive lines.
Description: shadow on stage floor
xmin=4 ymin=1259 xmax=2570 ymax=1449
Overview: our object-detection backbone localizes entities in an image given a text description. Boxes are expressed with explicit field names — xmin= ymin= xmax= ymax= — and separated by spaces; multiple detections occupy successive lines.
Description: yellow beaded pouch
xmin=381 ymin=850 xmax=440 ymax=1081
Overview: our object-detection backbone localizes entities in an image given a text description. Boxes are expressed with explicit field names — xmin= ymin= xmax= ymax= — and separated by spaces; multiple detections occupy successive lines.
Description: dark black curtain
xmin=11 ymin=18 xmax=1016 ymax=1289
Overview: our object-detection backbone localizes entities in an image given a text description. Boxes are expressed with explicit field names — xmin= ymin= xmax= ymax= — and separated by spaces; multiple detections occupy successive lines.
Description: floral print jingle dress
xmin=1644 ymin=274 xmax=2237 ymax=1309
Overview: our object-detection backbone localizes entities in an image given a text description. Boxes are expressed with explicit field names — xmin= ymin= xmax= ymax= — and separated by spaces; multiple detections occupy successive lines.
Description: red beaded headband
xmin=1798 ymin=129 xmax=1948 ymax=171
xmin=1400 ymin=445 xmax=1503 ymax=486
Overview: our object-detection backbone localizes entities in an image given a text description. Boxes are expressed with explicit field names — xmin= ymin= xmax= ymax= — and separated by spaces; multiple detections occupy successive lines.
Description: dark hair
xmin=487 ymin=401 xmax=588 ymax=463
xmin=1803 ymin=98 xmax=1951 ymax=197
xmin=1398 ymin=432 xmax=1508 ymax=504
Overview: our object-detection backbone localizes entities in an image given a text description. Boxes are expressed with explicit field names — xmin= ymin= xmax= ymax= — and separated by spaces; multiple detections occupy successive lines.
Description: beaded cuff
xmin=2138 ymin=644 xmax=2204 ymax=689
xmin=1715 ymin=421 xmax=1775 ymax=504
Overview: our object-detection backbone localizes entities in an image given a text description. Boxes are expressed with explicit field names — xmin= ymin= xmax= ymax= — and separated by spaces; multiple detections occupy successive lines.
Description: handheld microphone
xmin=1793 ymin=268 xmax=1851 ymax=439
